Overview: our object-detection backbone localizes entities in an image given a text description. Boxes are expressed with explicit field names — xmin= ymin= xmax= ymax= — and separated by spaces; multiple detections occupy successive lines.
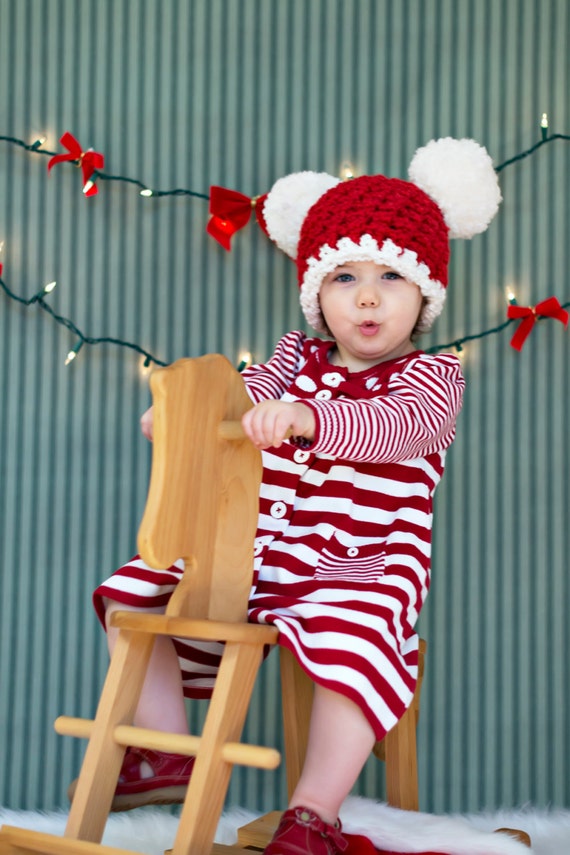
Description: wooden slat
xmin=54 ymin=718 xmax=281 ymax=770
xmin=217 ymin=421 xmax=246 ymax=441
xmin=0 ymin=828 xmax=135 ymax=855
xmin=171 ymin=642 xmax=268 ymax=855
xmin=279 ymin=647 xmax=314 ymax=800
xmin=109 ymin=611 xmax=279 ymax=645
xmin=236 ymin=811 xmax=282 ymax=851
xmin=63 ymin=631 xmax=155 ymax=842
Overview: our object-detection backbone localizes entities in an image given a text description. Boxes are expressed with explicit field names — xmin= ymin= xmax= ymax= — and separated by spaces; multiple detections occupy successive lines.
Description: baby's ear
xmin=411 ymin=297 xmax=429 ymax=340
xmin=315 ymin=297 xmax=332 ymax=339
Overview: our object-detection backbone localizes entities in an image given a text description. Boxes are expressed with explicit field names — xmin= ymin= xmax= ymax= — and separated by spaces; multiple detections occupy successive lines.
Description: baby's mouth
xmin=359 ymin=321 xmax=380 ymax=336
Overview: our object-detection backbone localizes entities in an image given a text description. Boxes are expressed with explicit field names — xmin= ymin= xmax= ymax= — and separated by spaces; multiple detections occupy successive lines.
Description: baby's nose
xmin=357 ymin=286 xmax=379 ymax=306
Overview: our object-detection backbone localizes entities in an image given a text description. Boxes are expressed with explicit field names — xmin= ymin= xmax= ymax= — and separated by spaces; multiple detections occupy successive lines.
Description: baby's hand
xmin=241 ymin=400 xmax=315 ymax=449
xmin=140 ymin=406 xmax=154 ymax=441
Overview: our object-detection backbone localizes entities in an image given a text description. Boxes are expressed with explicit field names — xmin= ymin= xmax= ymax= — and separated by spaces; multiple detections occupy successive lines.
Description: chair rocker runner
xmin=0 ymin=354 xmax=427 ymax=855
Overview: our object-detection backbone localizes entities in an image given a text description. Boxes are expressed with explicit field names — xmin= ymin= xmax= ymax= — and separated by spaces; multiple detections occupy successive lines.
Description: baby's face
xmin=319 ymin=261 xmax=423 ymax=371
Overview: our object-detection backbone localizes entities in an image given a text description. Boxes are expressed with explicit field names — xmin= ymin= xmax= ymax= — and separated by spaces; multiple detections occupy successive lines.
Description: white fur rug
xmin=2 ymin=796 xmax=570 ymax=855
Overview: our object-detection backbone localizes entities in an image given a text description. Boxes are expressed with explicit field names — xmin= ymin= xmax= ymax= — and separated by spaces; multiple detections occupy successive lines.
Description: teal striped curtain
xmin=0 ymin=0 xmax=568 ymax=814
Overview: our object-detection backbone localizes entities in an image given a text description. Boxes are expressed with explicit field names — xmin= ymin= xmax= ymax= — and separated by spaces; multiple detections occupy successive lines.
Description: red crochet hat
xmin=263 ymin=138 xmax=502 ymax=334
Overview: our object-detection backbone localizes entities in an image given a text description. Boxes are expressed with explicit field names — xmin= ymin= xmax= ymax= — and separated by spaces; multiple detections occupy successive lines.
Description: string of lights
xmin=0 ymin=274 xmax=168 ymax=367
xmin=2 ymin=127 xmax=568 ymax=195
xmin=0 ymin=133 xmax=210 ymax=200
xmin=424 ymin=300 xmax=570 ymax=356
xmin=0 ymin=121 xmax=568 ymax=367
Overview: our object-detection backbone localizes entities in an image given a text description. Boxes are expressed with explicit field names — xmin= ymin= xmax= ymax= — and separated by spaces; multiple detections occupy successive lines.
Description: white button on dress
xmin=270 ymin=501 xmax=287 ymax=519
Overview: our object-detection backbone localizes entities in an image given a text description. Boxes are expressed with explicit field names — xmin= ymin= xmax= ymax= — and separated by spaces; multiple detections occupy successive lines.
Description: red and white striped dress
xmin=94 ymin=331 xmax=465 ymax=741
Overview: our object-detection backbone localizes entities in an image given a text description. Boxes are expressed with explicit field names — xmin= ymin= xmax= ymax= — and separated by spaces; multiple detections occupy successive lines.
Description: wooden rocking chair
xmin=0 ymin=354 xmax=426 ymax=855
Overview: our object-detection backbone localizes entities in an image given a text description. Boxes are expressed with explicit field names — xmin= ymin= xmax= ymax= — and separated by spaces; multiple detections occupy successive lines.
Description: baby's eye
xmin=334 ymin=272 xmax=355 ymax=283
xmin=382 ymin=270 xmax=402 ymax=280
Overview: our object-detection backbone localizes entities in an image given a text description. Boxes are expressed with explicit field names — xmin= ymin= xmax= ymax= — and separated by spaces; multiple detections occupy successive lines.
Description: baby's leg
xmin=104 ymin=599 xmax=189 ymax=735
xmin=263 ymin=686 xmax=375 ymax=853
xmin=289 ymin=684 xmax=375 ymax=824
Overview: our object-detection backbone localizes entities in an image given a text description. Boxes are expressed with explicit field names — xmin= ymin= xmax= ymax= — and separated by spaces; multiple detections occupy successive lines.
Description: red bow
xmin=507 ymin=296 xmax=569 ymax=351
xmin=47 ymin=132 xmax=104 ymax=197
xmin=206 ymin=186 xmax=269 ymax=250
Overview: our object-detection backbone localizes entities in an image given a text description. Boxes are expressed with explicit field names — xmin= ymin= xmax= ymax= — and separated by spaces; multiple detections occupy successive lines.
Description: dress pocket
xmin=315 ymin=537 xmax=386 ymax=583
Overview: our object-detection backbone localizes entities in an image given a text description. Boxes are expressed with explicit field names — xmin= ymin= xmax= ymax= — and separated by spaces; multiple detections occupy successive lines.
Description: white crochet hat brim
xmin=300 ymin=234 xmax=446 ymax=334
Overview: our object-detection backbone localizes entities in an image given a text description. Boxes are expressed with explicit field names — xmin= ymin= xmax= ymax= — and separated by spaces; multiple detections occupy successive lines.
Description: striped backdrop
xmin=0 ymin=0 xmax=568 ymax=814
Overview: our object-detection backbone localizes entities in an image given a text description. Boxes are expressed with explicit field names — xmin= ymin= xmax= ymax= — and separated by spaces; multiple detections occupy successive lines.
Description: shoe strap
xmin=291 ymin=807 xmax=348 ymax=852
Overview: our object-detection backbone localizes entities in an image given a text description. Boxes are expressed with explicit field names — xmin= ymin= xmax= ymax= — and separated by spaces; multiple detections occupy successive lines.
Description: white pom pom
xmin=408 ymin=138 xmax=502 ymax=239
xmin=263 ymin=171 xmax=340 ymax=259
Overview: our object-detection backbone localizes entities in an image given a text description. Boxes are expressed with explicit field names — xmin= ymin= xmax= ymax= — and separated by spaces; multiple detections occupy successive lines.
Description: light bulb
xmin=139 ymin=355 xmax=153 ymax=377
xmin=237 ymin=350 xmax=253 ymax=371
xmin=65 ymin=340 xmax=83 ymax=365
xmin=340 ymin=160 xmax=355 ymax=180
xmin=455 ymin=343 xmax=466 ymax=360
xmin=30 ymin=134 xmax=47 ymax=150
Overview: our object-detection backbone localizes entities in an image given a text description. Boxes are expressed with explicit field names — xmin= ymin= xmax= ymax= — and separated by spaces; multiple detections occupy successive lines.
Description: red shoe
xmin=67 ymin=747 xmax=194 ymax=812
xmin=264 ymin=806 xmax=348 ymax=855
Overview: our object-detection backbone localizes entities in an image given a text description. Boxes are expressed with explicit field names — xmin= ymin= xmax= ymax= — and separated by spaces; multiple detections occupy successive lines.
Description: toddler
xmin=78 ymin=138 xmax=501 ymax=855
